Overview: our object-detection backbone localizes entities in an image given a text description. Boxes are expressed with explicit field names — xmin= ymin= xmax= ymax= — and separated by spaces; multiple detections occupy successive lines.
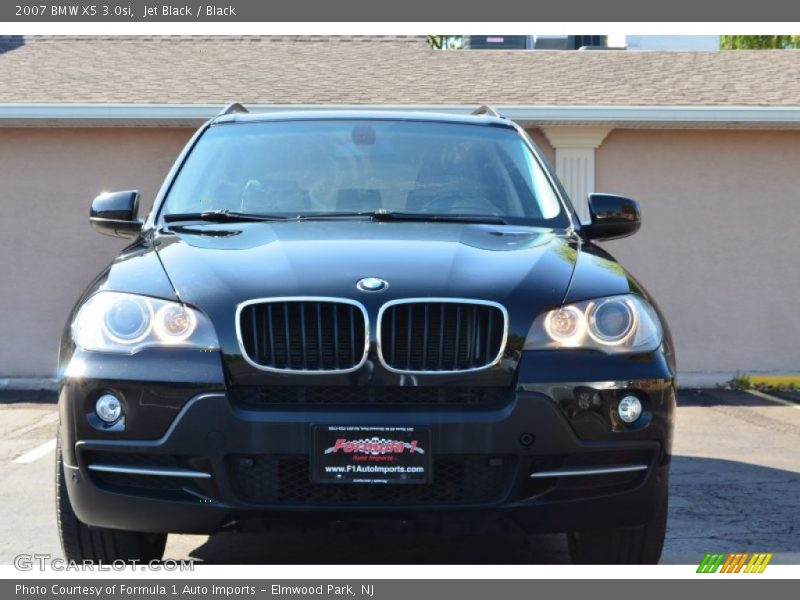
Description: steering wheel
xmin=418 ymin=192 xmax=503 ymax=216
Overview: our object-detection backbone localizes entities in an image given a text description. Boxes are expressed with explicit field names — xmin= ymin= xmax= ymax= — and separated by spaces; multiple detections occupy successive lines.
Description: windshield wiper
xmin=164 ymin=209 xmax=508 ymax=225
xmin=163 ymin=210 xmax=289 ymax=223
xmin=298 ymin=211 xmax=508 ymax=225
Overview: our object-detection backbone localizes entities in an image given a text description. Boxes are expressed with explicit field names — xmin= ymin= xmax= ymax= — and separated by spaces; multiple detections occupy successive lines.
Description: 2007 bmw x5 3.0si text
xmin=56 ymin=105 xmax=675 ymax=564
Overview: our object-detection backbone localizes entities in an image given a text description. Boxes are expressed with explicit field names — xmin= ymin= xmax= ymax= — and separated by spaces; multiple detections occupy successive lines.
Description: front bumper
xmin=63 ymin=379 xmax=674 ymax=535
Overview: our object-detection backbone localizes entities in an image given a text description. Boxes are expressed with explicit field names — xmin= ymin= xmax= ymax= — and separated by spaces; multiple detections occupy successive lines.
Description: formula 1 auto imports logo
xmin=696 ymin=552 xmax=773 ymax=573
xmin=324 ymin=437 xmax=426 ymax=455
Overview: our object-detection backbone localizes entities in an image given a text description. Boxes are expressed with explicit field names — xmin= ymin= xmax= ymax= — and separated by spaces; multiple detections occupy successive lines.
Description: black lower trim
xmin=227 ymin=454 xmax=517 ymax=506
xmin=230 ymin=386 xmax=514 ymax=410
xmin=63 ymin=386 xmax=671 ymax=534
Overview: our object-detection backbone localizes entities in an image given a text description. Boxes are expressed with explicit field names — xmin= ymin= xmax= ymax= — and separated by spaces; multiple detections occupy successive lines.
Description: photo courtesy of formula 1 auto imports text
xmin=0 ymin=0 xmax=798 ymax=597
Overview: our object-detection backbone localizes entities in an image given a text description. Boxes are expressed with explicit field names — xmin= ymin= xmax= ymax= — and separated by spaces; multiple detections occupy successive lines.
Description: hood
xmin=153 ymin=221 xmax=580 ymax=382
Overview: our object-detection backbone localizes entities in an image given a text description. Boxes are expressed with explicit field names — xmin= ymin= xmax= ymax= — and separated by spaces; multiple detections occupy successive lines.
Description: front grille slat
xmin=332 ymin=304 xmax=340 ymax=369
xmin=315 ymin=303 xmax=323 ymax=367
xmin=404 ymin=305 xmax=411 ymax=370
xmin=266 ymin=304 xmax=275 ymax=364
xmin=240 ymin=299 xmax=366 ymax=372
xmin=379 ymin=300 xmax=506 ymax=373
xmin=349 ymin=305 xmax=356 ymax=365
xmin=390 ymin=308 xmax=397 ymax=366
xmin=283 ymin=304 xmax=292 ymax=368
xmin=299 ymin=302 xmax=307 ymax=367
xmin=453 ymin=305 xmax=462 ymax=370
xmin=438 ymin=304 xmax=445 ymax=369
xmin=252 ymin=307 xmax=261 ymax=364
xmin=422 ymin=304 xmax=429 ymax=368
xmin=485 ymin=309 xmax=494 ymax=364
xmin=467 ymin=306 xmax=477 ymax=366
xmin=477 ymin=308 xmax=486 ymax=364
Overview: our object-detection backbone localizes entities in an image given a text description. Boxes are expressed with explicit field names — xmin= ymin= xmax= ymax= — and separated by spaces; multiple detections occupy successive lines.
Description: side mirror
xmin=90 ymin=190 xmax=143 ymax=238
xmin=582 ymin=193 xmax=641 ymax=241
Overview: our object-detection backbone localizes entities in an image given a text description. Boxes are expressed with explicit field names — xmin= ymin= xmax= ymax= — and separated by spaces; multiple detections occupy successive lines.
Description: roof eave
xmin=1 ymin=103 xmax=800 ymax=128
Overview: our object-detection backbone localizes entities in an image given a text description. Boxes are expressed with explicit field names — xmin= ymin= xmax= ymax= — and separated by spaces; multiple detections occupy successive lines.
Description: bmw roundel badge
xmin=356 ymin=277 xmax=388 ymax=292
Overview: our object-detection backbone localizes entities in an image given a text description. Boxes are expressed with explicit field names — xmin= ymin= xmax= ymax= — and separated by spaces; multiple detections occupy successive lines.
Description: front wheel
xmin=567 ymin=489 xmax=668 ymax=564
xmin=55 ymin=433 xmax=167 ymax=563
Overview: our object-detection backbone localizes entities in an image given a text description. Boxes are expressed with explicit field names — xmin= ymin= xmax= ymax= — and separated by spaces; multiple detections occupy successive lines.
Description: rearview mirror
xmin=90 ymin=190 xmax=143 ymax=238
xmin=582 ymin=193 xmax=641 ymax=241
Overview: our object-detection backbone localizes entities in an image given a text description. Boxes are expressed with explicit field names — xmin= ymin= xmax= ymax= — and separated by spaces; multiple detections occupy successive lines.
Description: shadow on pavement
xmin=184 ymin=530 xmax=567 ymax=565
xmin=170 ymin=455 xmax=799 ymax=565
xmin=663 ymin=456 xmax=799 ymax=564
xmin=677 ymin=388 xmax=799 ymax=408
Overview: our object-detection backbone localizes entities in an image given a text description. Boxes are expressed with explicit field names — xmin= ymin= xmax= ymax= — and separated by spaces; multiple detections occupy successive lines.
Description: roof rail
xmin=471 ymin=105 xmax=502 ymax=118
xmin=216 ymin=102 xmax=249 ymax=118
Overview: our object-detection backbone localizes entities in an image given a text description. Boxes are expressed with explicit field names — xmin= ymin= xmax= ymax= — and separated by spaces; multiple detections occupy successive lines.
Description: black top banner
xmin=2 ymin=0 xmax=799 ymax=22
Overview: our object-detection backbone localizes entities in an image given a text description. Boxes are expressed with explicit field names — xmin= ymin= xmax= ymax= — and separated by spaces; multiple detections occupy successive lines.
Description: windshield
xmin=162 ymin=119 xmax=569 ymax=226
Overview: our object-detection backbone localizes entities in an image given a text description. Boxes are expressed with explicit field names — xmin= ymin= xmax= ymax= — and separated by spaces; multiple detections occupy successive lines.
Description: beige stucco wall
xmin=0 ymin=128 xmax=193 ymax=377
xmin=595 ymin=129 xmax=800 ymax=375
xmin=0 ymin=126 xmax=797 ymax=378
xmin=527 ymin=128 xmax=555 ymax=165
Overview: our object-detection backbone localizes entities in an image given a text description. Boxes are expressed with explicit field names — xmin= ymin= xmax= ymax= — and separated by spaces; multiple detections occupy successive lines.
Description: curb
xmin=0 ymin=378 xmax=58 ymax=392
xmin=676 ymin=373 xmax=732 ymax=389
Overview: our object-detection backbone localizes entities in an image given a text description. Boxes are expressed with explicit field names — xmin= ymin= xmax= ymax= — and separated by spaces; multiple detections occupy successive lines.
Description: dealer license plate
xmin=311 ymin=425 xmax=432 ymax=484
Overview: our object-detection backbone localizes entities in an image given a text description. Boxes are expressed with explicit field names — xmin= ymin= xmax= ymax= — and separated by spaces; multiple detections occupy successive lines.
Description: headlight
xmin=72 ymin=291 xmax=219 ymax=354
xmin=524 ymin=294 xmax=662 ymax=354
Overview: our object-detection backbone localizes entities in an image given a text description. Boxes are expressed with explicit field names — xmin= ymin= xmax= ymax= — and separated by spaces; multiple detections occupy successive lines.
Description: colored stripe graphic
xmin=697 ymin=553 xmax=726 ymax=573
xmin=743 ymin=553 xmax=773 ymax=573
xmin=720 ymin=553 xmax=736 ymax=573
xmin=698 ymin=552 xmax=773 ymax=573
xmin=745 ymin=554 xmax=759 ymax=573
xmin=759 ymin=554 xmax=774 ymax=573
xmin=696 ymin=554 xmax=712 ymax=573
xmin=733 ymin=553 xmax=749 ymax=573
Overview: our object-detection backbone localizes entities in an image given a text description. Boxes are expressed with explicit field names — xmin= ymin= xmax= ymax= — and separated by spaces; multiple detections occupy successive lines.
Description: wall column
xmin=541 ymin=127 xmax=612 ymax=223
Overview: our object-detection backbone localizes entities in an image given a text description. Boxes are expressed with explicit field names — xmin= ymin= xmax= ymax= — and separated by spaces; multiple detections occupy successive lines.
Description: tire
xmin=56 ymin=433 xmax=167 ymax=564
xmin=567 ymin=489 xmax=668 ymax=565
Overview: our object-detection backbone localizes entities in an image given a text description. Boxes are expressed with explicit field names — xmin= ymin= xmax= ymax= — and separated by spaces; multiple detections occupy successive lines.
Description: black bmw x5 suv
xmin=56 ymin=105 xmax=675 ymax=564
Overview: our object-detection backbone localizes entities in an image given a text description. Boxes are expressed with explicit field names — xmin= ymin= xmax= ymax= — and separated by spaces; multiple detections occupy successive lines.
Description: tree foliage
xmin=721 ymin=35 xmax=800 ymax=49
xmin=427 ymin=36 xmax=464 ymax=50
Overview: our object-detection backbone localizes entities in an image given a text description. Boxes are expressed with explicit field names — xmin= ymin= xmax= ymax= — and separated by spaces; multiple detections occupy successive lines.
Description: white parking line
xmin=746 ymin=388 xmax=800 ymax=410
xmin=12 ymin=438 xmax=57 ymax=464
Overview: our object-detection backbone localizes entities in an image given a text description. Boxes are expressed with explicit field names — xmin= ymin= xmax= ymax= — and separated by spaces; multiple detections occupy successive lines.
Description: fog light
xmin=617 ymin=395 xmax=642 ymax=423
xmin=95 ymin=394 xmax=123 ymax=423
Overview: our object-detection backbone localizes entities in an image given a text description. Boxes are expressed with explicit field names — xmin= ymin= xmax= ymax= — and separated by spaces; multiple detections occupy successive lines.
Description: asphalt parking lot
xmin=0 ymin=388 xmax=798 ymax=565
